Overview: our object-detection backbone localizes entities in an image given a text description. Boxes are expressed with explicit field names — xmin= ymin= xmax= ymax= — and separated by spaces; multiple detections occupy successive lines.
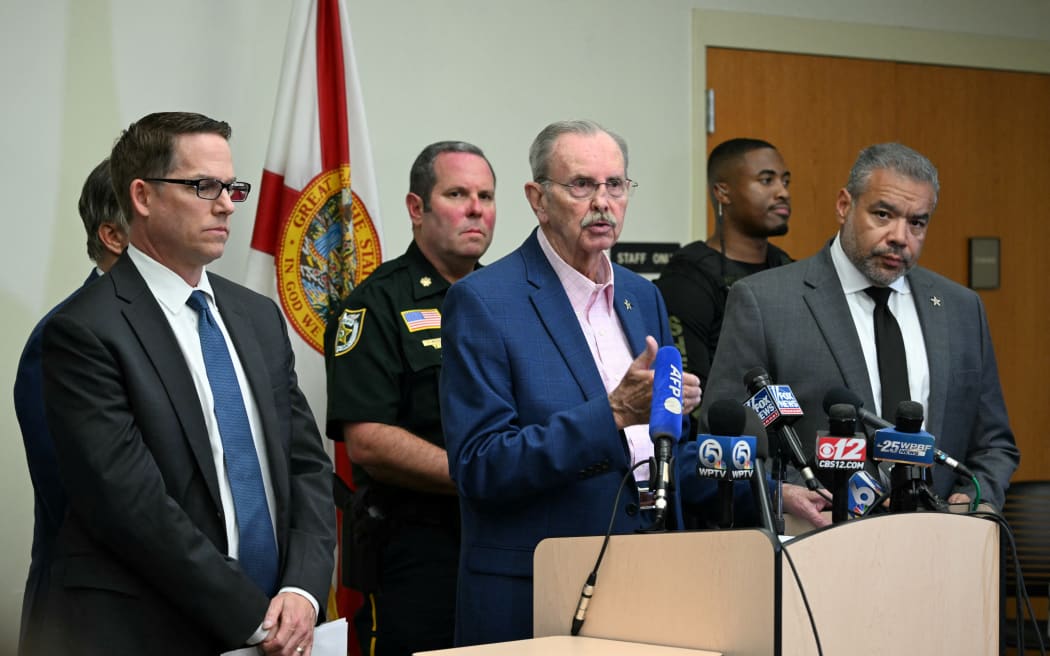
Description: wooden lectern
xmin=533 ymin=513 xmax=999 ymax=655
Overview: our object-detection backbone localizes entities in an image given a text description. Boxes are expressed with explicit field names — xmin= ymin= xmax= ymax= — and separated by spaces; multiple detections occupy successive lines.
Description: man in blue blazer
xmin=702 ymin=143 xmax=1018 ymax=510
xmin=39 ymin=113 xmax=335 ymax=655
xmin=13 ymin=158 xmax=128 ymax=656
xmin=440 ymin=120 xmax=827 ymax=646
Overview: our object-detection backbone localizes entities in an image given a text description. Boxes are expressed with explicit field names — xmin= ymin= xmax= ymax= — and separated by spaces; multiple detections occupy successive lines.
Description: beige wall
xmin=2 ymin=0 xmax=1048 ymax=649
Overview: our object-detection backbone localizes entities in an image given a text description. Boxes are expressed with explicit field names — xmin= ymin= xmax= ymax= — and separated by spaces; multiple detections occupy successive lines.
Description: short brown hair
xmin=109 ymin=112 xmax=232 ymax=220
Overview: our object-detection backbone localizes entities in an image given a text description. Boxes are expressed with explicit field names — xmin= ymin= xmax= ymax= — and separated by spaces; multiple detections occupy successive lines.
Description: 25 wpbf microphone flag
xmin=246 ymin=0 xmax=383 ymax=642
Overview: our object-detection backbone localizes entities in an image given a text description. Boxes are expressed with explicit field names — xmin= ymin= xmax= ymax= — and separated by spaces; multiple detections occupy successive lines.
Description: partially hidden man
xmin=656 ymin=138 xmax=794 ymax=388
xmin=325 ymin=141 xmax=496 ymax=656
xmin=15 ymin=158 xmax=128 ymax=656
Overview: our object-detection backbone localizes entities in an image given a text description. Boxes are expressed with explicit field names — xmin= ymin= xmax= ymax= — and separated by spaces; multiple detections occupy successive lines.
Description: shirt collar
xmin=830 ymin=234 xmax=911 ymax=296
xmin=536 ymin=226 xmax=615 ymax=293
xmin=405 ymin=239 xmax=452 ymax=298
xmin=127 ymin=244 xmax=215 ymax=313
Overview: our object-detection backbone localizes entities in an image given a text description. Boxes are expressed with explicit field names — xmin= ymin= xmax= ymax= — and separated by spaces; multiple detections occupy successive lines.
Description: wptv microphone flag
xmin=246 ymin=0 xmax=383 ymax=638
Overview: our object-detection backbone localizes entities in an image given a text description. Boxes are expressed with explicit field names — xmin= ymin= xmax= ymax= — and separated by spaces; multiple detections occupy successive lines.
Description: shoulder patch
xmin=334 ymin=308 xmax=366 ymax=356
xmin=400 ymin=308 xmax=441 ymax=332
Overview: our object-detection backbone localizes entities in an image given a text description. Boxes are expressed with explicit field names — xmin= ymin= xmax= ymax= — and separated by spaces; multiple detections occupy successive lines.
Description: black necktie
xmin=864 ymin=286 xmax=910 ymax=421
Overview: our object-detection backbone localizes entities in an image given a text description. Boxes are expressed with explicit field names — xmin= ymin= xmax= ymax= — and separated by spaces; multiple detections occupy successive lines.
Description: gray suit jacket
xmin=39 ymin=254 xmax=335 ymax=655
xmin=701 ymin=243 xmax=1018 ymax=508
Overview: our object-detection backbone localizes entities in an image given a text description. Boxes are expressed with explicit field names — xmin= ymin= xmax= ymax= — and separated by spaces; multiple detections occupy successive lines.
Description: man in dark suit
xmin=40 ymin=112 xmax=335 ymax=655
xmin=14 ymin=158 xmax=128 ymax=656
xmin=702 ymin=142 xmax=1018 ymax=510
xmin=439 ymin=120 xmax=826 ymax=646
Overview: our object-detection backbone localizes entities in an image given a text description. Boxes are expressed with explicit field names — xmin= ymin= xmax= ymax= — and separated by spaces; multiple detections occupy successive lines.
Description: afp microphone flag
xmin=246 ymin=0 xmax=383 ymax=639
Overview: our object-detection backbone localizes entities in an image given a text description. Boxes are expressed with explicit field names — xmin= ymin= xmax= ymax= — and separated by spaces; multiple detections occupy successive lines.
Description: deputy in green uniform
xmin=324 ymin=141 xmax=496 ymax=656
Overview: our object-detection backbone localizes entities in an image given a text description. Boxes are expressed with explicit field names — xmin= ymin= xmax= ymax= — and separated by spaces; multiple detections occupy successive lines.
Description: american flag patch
xmin=401 ymin=308 xmax=441 ymax=332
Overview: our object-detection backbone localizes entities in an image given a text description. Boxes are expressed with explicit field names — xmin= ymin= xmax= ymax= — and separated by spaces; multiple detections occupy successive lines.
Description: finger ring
xmin=296 ymin=647 xmax=304 ymax=654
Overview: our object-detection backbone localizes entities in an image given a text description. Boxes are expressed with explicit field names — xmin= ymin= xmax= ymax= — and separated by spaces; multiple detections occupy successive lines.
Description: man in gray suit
xmin=702 ymin=142 xmax=1018 ymax=510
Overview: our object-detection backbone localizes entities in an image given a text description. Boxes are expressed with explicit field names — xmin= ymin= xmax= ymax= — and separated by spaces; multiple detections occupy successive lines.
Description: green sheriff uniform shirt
xmin=325 ymin=240 xmax=456 ymax=512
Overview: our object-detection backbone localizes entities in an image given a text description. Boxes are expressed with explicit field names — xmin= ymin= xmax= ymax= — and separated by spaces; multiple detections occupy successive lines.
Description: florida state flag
xmin=247 ymin=0 xmax=383 ymax=649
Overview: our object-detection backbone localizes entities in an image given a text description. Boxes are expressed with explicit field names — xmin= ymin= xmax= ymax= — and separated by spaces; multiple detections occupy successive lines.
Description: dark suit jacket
xmin=13 ymin=270 xmax=97 ymax=655
xmin=702 ymin=243 xmax=1019 ymax=508
xmin=39 ymin=254 xmax=335 ymax=655
xmin=440 ymin=230 xmax=683 ymax=646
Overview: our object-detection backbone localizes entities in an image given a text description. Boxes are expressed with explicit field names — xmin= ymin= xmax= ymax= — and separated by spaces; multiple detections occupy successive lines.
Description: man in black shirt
xmin=656 ymin=138 xmax=793 ymax=387
xmin=324 ymin=141 xmax=496 ymax=656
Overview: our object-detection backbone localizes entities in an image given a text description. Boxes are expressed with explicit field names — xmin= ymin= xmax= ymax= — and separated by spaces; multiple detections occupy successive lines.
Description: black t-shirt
xmin=655 ymin=240 xmax=792 ymax=385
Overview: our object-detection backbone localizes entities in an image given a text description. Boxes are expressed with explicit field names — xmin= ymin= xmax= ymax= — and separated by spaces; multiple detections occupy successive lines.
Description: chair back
xmin=1001 ymin=480 xmax=1050 ymax=650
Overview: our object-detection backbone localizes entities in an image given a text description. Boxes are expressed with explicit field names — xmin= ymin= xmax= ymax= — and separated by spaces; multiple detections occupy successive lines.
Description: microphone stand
xmin=638 ymin=456 xmax=674 ymax=533
xmin=889 ymin=465 xmax=948 ymax=513
xmin=770 ymin=433 xmax=787 ymax=535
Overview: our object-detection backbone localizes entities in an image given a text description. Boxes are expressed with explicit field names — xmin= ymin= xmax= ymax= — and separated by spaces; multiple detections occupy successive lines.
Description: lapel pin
xmin=623 ymin=299 xmax=632 ymax=311
xmin=930 ymin=296 xmax=942 ymax=307
xmin=420 ymin=276 xmax=432 ymax=288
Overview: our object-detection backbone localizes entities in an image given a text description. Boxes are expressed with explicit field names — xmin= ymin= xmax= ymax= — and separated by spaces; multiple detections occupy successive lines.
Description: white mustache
xmin=581 ymin=212 xmax=618 ymax=230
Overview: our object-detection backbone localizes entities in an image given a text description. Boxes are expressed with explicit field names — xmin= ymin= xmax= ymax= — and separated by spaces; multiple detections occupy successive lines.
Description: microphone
xmin=570 ymin=346 xmax=683 ymax=635
xmin=816 ymin=403 xmax=867 ymax=523
xmin=847 ymin=470 xmax=884 ymax=516
xmin=696 ymin=400 xmax=755 ymax=528
xmin=873 ymin=401 xmax=937 ymax=513
xmin=648 ymin=346 xmax=684 ymax=526
xmin=745 ymin=408 xmax=778 ymax=534
xmin=823 ymin=387 xmax=974 ymax=479
xmin=742 ymin=367 xmax=819 ymax=490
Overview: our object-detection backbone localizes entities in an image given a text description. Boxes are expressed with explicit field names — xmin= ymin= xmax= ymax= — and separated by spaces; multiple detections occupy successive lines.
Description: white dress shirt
xmin=829 ymin=236 xmax=931 ymax=422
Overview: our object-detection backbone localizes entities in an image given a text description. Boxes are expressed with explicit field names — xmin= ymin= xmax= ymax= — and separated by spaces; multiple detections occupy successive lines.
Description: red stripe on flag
xmin=250 ymin=170 xmax=304 ymax=255
xmin=250 ymin=169 xmax=284 ymax=254
xmin=317 ymin=0 xmax=349 ymax=172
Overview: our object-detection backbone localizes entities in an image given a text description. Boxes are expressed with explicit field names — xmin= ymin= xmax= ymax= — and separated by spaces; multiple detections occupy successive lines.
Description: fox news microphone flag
xmin=246 ymin=0 xmax=383 ymax=641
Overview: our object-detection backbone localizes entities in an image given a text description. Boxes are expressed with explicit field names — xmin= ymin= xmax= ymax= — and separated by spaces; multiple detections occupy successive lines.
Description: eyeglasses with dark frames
xmin=142 ymin=177 xmax=252 ymax=202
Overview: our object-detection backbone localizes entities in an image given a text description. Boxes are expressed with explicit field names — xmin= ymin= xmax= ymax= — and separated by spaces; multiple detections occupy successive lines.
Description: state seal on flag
xmin=276 ymin=164 xmax=382 ymax=354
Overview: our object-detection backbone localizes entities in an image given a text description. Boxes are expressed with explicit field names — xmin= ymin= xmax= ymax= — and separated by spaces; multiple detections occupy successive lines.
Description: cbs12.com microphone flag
xmin=246 ymin=0 xmax=383 ymax=635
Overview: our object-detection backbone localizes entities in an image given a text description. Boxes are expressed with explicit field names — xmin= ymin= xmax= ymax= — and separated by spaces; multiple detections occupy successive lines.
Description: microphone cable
xmin=969 ymin=476 xmax=982 ymax=511
xmin=970 ymin=510 xmax=1046 ymax=655
xmin=570 ymin=459 xmax=649 ymax=636
xmin=780 ymin=543 xmax=825 ymax=656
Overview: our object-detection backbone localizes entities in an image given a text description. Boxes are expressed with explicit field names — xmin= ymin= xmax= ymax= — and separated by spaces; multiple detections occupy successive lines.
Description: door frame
xmin=690 ymin=10 xmax=1050 ymax=238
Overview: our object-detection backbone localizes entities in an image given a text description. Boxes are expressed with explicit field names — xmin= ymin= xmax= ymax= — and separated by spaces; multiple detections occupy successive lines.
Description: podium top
xmin=416 ymin=635 xmax=721 ymax=655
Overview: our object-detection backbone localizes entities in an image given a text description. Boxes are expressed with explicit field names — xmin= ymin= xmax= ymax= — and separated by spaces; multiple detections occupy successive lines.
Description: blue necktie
xmin=187 ymin=290 xmax=278 ymax=595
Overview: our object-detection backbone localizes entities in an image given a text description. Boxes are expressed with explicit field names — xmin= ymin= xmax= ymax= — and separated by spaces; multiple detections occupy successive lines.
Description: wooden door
xmin=707 ymin=47 xmax=1050 ymax=481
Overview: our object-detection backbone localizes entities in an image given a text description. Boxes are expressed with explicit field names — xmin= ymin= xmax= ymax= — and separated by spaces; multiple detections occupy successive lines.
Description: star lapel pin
xmin=930 ymin=296 xmax=942 ymax=307
xmin=420 ymin=276 xmax=432 ymax=288
xmin=623 ymin=299 xmax=632 ymax=311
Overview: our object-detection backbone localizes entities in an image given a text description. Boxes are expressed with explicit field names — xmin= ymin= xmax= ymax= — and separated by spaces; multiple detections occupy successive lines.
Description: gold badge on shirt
xmin=334 ymin=308 xmax=366 ymax=357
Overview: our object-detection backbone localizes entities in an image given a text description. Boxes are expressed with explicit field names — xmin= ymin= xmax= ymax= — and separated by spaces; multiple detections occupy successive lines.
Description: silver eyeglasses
xmin=541 ymin=177 xmax=637 ymax=199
